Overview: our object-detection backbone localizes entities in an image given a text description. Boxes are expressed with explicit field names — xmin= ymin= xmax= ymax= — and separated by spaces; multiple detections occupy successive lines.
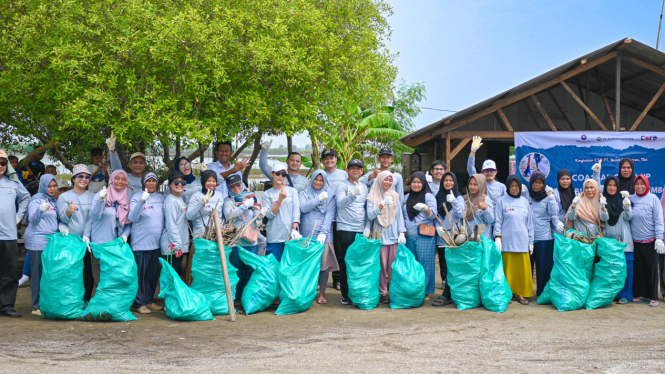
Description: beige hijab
xmin=366 ymin=170 xmax=400 ymax=228
xmin=565 ymin=179 xmax=600 ymax=229
xmin=464 ymin=174 xmax=487 ymax=222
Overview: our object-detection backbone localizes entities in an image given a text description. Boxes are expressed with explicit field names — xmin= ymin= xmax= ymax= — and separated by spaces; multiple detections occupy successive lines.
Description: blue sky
xmin=280 ymin=0 xmax=663 ymax=147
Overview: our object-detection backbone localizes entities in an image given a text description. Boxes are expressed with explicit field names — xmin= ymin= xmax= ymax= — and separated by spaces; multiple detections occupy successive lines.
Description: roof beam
xmin=622 ymin=55 xmax=665 ymax=78
xmin=594 ymin=68 xmax=617 ymax=130
xmin=629 ymin=81 xmax=665 ymax=131
xmin=449 ymin=138 xmax=472 ymax=163
xmin=443 ymin=131 xmax=515 ymax=139
xmin=522 ymin=101 xmax=542 ymax=131
xmin=530 ymin=94 xmax=557 ymax=131
xmin=560 ymin=81 xmax=609 ymax=131
xmin=546 ymin=90 xmax=576 ymax=130
xmin=496 ymin=108 xmax=514 ymax=131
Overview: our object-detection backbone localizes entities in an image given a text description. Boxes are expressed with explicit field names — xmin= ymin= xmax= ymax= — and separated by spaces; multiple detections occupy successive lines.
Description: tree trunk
xmin=308 ymin=129 xmax=320 ymax=172
xmin=19 ymin=138 xmax=61 ymax=169
xmin=287 ymin=134 xmax=293 ymax=154
xmin=243 ymin=131 xmax=263 ymax=182
xmin=231 ymin=135 xmax=254 ymax=162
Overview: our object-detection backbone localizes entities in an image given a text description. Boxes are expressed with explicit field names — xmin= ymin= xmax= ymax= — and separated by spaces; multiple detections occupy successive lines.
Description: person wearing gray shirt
xmin=159 ymin=171 xmax=190 ymax=277
xmin=261 ymin=163 xmax=301 ymax=262
xmin=259 ymin=141 xmax=308 ymax=192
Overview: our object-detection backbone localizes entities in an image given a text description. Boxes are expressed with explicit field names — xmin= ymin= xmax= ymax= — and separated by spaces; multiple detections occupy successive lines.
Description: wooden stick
xmin=441 ymin=203 xmax=456 ymax=234
xmin=212 ymin=208 xmax=236 ymax=322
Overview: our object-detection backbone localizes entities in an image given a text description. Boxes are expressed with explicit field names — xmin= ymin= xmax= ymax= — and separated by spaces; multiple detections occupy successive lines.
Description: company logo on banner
xmin=514 ymin=132 xmax=665 ymax=197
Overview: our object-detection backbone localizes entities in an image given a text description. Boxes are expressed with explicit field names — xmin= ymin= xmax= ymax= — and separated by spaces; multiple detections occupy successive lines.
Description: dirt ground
xmin=2 ymin=258 xmax=665 ymax=373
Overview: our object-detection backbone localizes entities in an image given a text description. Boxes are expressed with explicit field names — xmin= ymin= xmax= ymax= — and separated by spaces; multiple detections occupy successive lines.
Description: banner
xmin=514 ymin=131 xmax=665 ymax=197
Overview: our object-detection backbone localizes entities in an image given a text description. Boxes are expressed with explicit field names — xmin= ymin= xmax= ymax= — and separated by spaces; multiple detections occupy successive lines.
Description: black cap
xmin=167 ymin=170 xmax=185 ymax=184
xmin=347 ymin=159 xmax=364 ymax=168
xmin=379 ymin=146 xmax=393 ymax=156
xmin=226 ymin=174 xmax=242 ymax=187
xmin=321 ymin=148 xmax=337 ymax=158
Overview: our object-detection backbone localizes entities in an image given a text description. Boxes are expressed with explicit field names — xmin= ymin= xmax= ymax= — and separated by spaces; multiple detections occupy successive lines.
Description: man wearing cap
xmin=334 ymin=159 xmax=369 ymax=305
xmin=467 ymin=136 xmax=506 ymax=202
xmin=261 ymin=163 xmax=301 ymax=261
xmin=359 ymin=146 xmax=404 ymax=203
xmin=207 ymin=141 xmax=249 ymax=199
xmin=259 ymin=140 xmax=308 ymax=192
xmin=321 ymin=148 xmax=348 ymax=289
xmin=57 ymin=164 xmax=96 ymax=302
xmin=107 ymin=134 xmax=146 ymax=197
xmin=0 ymin=150 xmax=30 ymax=318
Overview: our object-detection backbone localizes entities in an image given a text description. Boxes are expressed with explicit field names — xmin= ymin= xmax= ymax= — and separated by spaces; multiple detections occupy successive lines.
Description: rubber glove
xmin=620 ymin=191 xmax=630 ymax=198
xmin=426 ymin=171 xmax=432 ymax=183
xmin=290 ymin=229 xmax=302 ymax=241
xmin=106 ymin=132 xmax=116 ymax=151
xmin=546 ymin=186 xmax=554 ymax=199
xmin=243 ymin=199 xmax=254 ymax=208
xmin=98 ymin=186 xmax=108 ymax=201
xmin=572 ymin=194 xmax=581 ymax=208
xmin=140 ymin=189 xmax=150 ymax=203
xmin=398 ymin=233 xmax=406 ymax=245
xmin=656 ymin=239 xmax=665 ymax=254
xmin=261 ymin=139 xmax=273 ymax=150
xmin=382 ymin=195 xmax=394 ymax=206
xmin=522 ymin=185 xmax=527 ymax=194
xmin=446 ymin=191 xmax=455 ymax=203
xmin=191 ymin=160 xmax=207 ymax=171
xmin=318 ymin=192 xmax=328 ymax=201
xmin=600 ymin=196 xmax=607 ymax=207
xmin=414 ymin=203 xmax=427 ymax=211
xmin=436 ymin=227 xmax=445 ymax=238
xmin=556 ymin=222 xmax=565 ymax=233
xmin=82 ymin=236 xmax=91 ymax=253
xmin=121 ymin=235 xmax=128 ymax=243
xmin=200 ymin=190 xmax=213 ymax=205
xmin=59 ymin=224 xmax=69 ymax=236
xmin=39 ymin=200 xmax=50 ymax=213
xmin=259 ymin=207 xmax=269 ymax=217
xmin=363 ymin=228 xmax=370 ymax=238
xmin=495 ymin=237 xmax=502 ymax=251
xmin=471 ymin=135 xmax=483 ymax=152
xmin=16 ymin=216 xmax=21 ymax=225
xmin=623 ymin=197 xmax=631 ymax=208
xmin=529 ymin=244 xmax=534 ymax=254
xmin=349 ymin=183 xmax=361 ymax=196
xmin=316 ymin=234 xmax=326 ymax=244
xmin=591 ymin=160 xmax=602 ymax=173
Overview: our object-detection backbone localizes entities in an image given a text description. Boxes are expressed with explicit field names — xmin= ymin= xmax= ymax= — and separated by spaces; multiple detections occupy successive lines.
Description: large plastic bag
xmin=389 ymin=244 xmax=426 ymax=309
xmin=585 ymin=238 xmax=627 ymax=310
xmin=40 ymin=233 xmax=87 ymax=320
xmin=238 ymin=247 xmax=280 ymax=315
xmin=78 ymin=238 xmax=138 ymax=322
xmin=537 ymin=233 xmax=596 ymax=311
xmin=446 ymin=241 xmax=483 ymax=310
xmin=275 ymin=238 xmax=324 ymax=315
xmin=190 ymin=239 xmax=238 ymax=315
xmin=478 ymin=239 xmax=512 ymax=313
xmin=158 ymin=258 xmax=214 ymax=321
xmin=345 ymin=234 xmax=382 ymax=310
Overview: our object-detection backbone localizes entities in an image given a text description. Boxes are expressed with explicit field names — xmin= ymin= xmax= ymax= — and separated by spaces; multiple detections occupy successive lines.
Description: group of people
xmin=0 ymin=134 xmax=664 ymax=319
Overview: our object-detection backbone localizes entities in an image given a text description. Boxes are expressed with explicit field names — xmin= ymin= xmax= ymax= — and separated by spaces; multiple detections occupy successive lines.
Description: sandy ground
xmin=2 ymin=258 xmax=665 ymax=373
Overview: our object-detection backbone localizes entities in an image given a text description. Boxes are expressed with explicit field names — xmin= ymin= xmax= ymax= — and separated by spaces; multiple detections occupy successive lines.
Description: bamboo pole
xmin=213 ymin=208 xmax=236 ymax=322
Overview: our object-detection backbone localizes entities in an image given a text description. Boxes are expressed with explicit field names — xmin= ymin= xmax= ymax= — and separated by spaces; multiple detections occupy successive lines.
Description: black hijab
xmin=200 ymin=170 xmax=217 ymax=195
xmin=602 ymin=176 xmax=623 ymax=227
xmin=406 ymin=172 xmax=431 ymax=221
xmin=528 ymin=171 xmax=548 ymax=202
xmin=618 ymin=158 xmax=635 ymax=194
xmin=557 ymin=169 xmax=575 ymax=213
xmin=436 ymin=172 xmax=462 ymax=218
xmin=505 ymin=175 xmax=522 ymax=198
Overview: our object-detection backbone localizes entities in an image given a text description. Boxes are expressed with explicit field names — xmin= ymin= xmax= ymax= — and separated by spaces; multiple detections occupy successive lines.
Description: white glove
xmin=620 ymin=191 xmax=630 ymax=198
xmin=529 ymin=244 xmax=534 ymax=254
xmin=656 ymin=239 xmax=665 ymax=254
xmin=106 ymin=132 xmax=116 ymax=151
xmin=316 ymin=234 xmax=326 ymax=244
xmin=121 ymin=235 xmax=128 ymax=243
xmin=623 ymin=197 xmax=631 ymax=208
xmin=242 ymin=199 xmax=254 ymax=208
xmin=546 ymin=186 xmax=554 ymax=199
xmin=398 ymin=233 xmax=406 ymax=245
xmin=59 ymin=224 xmax=69 ymax=236
xmin=200 ymin=189 xmax=213 ymax=205
xmin=318 ymin=192 xmax=328 ymax=201
xmin=16 ymin=216 xmax=21 ymax=225
xmin=39 ymin=200 xmax=50 ymax=213
xmin=414 ymin=203 xmax=427 ymax=211
xmin=425 ymin=171 xmax=432 ymax=183
xmin=363 ymin=228 xmax=370 ymax=238
xmin=140 ymin=189 xmax=150 ymax=203
xmin=495 ymin=237 xmax=502 ymax=251
xmin=572 ymin=194 xmax=581 ymax=208
xmin=471 ymin=135 xmax=483 ymax=152
xmin=556 ymin=222 xmax=565 ymax=233
xmin=261 ymin=139 xmax=273 ymax=150
xmin=82 ymin=236 xmax=91 ymax=253
xmin=521 ymin=185 xmax=527 ymax=194
xmin=259 ymin=207 xmax=269 ymax=217
xmin=446 ymin=191 xmax=454 ymax=203
xmin=436 ymin=227 xmax=445 ymax=238
xmin=98 ymin=186 xmax=107 ymax=201
xmin=349 ymin=185 xmax=361 ymax=196
xmin=290 ymin=229 xmax=302 ymax=241
xmin=591 ymin=160 xmax=602 ymax=173
xmin=382 ymin=195 xmax=394 ymax=206
xmin=599 ymin=196 xmax=607 ymax=207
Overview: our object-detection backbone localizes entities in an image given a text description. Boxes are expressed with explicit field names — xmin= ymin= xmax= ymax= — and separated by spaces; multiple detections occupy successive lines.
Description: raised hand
xmin=39 ymin=200 xmax=50 ymax=213
xmin=571 ymin=193 xmax=581 ymax=208
xmin=620 ymin=191 xmax=630 ymax=198
xmin=318 ymin=191 xmax=328 ymax=201
xmin=66 ymin=200 xmax=78 ymax=215
xmin=623 ymin=196 xmax=631 ymax=208
xmin=599 ymin=196 xmax=607 ymax=207
xmin=106 ymin=132 xmax=117 ymax=152
xmin=235 ymin=157 xmax=250 ymax=171
xmin=141 ymin=189 xmax=150 ymax=203
xmin=471 ymin=136 xmax=483 ymax=152
xmin=446 ymin=191 xmax=455 ymax=203
xmin=591 ymin=160 xmax=602 ymax=173
xmin=425 ymin=171 xmax=432 ymax=183
xmin=200 ymin=189 xmax=213 ymax=204
xmin=278 ymin=186 xmax=288 ymax=201
xmin=261 ymin=139 xmax=273 ymax=150
xmin=99 ymin=186 xmax=108 ymax=201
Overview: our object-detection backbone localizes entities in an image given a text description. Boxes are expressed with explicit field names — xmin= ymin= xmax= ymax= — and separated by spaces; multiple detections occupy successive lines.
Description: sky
xmin=273 ymin=0 xmax=664 ymax=148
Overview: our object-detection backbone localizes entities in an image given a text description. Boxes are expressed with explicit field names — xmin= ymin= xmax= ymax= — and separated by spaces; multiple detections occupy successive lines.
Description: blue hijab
xmin=227 ymin=178 xmax=257 ymax=204
xmin=26 ymin=174 xmax=57 ymax=224
xmin=304 ymin=170 xmax=331 ymax=214
xmin=175 ymin=157 xmax=196 ymax=184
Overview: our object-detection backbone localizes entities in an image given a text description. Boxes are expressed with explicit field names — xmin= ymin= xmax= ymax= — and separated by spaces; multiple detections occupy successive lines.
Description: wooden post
xmin=629 ymin=82 xmax=665 ymax=131
xmin=212 ymin=208 xmax=236 ymax=322
xmin=496 ymin=109 xmax=514 ymax=131
xmin=445 ymin=132 xmax=451 ymax=170
xmin=615 ymin=54 xmax=621 ymax=131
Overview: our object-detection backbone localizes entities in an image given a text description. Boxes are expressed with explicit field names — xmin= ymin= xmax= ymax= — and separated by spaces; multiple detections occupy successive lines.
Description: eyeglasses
xmin=179 ymin=162 xmax=191 ymax=168
xmin=172 ymin=180 xmax=186 ymax=186
xmin=432 ymin=168 xmax=445 ymax=172
xmin=75 ymin=174 xmax=91 ymax=180
xmin=274 ymin=171 xmax=287 ymax=177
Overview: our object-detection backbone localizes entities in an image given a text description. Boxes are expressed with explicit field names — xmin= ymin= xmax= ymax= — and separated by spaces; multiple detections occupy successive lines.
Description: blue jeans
xmin=266 ymin=242 xmax=286 ymax=262
xmin=22 ymin=251 xmax=31 ymax=277
xmin=229 ymin=245 xmax=259 ymax=301
xmin=617 ymin=252 xmax=634 ymax=301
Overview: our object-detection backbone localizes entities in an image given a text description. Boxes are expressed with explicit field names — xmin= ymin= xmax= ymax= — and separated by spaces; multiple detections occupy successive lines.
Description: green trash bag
xmin=78 ymin=238 xmax=138 ymax=322
xmin=446 ymin=241 xmax=483 ymax=310
xmin=40 ymin=233 xmax=87 ymax=320
xmin=585 ymin=238 xmax=627 ymax=310
xmin=190 ymin=239 xmax=238 ymax=315
xmin=478 ymin=239 xmax=512 ymax=313
xmin=276 ymin=238 xmax=325 ymax=315
xmin=537 ymin=234 xmax=596 ymax=311
xmin=389 ymin=244 xmax=426 ymax=309
xmin=158 ymin=258 xmax=214 ymax=321
xmin=238 ymin=247 xmax=280 ymax=315
xmin=345 ymin=234 xmax=382 ymax=310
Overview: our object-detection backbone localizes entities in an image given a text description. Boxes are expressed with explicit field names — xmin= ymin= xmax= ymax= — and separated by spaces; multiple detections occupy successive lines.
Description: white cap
xmin=271 ymin=163 xmax=287 ymax=173
xmin=481 ymin=160 xmax=497 ymax=171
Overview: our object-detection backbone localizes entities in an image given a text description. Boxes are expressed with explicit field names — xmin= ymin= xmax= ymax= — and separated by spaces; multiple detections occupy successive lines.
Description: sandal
xmin=334 ymin=282 xmax=341 ymax=291
xmin=432 ymin=296 xmax=453 ymax=307
xmin=379 ymin=295 xmax=390 ymax=304
xmin=617 ymin=298 xmax=630 ymax=305
xmin=632 ymin=297 xmax=649 ymax=303
xmin=317 ymin=297 xmax=327 ymax=304
xmin=517 ymin=296 xmax=529 ymax=305
xmin=649 ymin=300 xmax=659 ymax=307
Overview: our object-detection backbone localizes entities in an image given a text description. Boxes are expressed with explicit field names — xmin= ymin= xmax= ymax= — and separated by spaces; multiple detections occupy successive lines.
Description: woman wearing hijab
xmin=432 ymin=172 xmax=465 ymax=307
xmin=602 ymin=176 xmax=634 ymax=304
xmin=494 ymin=175 xmax=534 ymax=305
xmin=223 ymin=174 xmax=262 ymax=303
xmin=566 ymin=179 xmax=608 ymax=236
xmin=160 ymin=170 xmax=190 ymax=277
xmin=366 ymin=171 xmax=406 ymax=304
xmin=24 ymin=174 xmax=59 ymax=316
xmin=165 ymin=157 xmax=201 ymax=204
xmin=463 ymin=174 xmax=494 ymax=240
xmin=187 ymin=170 xmax=225 ymax=239
xmin=553 ymin=169 xmax=575 ymax=233
xmin=299 ymin=170 xmax=338 ymax=304
xmin=592 ymin=158 xmax=635 ymax=195
xmin=522 ymin=172 xmax=561 ymax=297
xmin=127 ymin=172 xmax=165 ymax=314
xmin=402 ymin=171 xmax=437 ymax=298
xmin=629 ymin=175 xmax=664 ymax=307
xmin=86 ymin=169 xmax=132 ymax=286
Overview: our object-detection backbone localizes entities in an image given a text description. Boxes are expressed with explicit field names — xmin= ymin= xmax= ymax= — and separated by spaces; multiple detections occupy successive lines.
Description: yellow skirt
xmin=501 ymin=252 xmax=534 ymax=298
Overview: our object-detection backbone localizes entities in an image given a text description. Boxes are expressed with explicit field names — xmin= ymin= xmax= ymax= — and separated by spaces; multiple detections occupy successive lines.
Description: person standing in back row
xmin=426 ymin=160 xmax=446 ymax=196
xmin=261 ymin=164 xmax=301 ymax=262
xmin=207 ymin=141 xmax=250 ymax=199
xmin=359 ymin=147 xmax=404 ymax=204
xmin=259 ymin=140 xmax=308 ymax=192
xmin=160 ymin=171 xmax=190 ymax=277
xmin=321 ymin=148 xmax=348 ymax=291
xmin=107 ymin=133 xmax=147 ymax=198
xmin=467 ymin=136 xmax=506 ymax=202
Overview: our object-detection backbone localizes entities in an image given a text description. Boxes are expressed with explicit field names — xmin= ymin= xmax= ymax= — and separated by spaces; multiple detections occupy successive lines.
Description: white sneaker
xmin=31 ymin=309 xmax=41 ymax=317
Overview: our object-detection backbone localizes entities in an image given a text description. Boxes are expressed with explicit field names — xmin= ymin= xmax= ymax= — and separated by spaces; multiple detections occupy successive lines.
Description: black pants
xmin=331 ymin=222 xmax=340 ymax=286
xmin=83 ymin=250 xmax=94 ymax=302
xmin=28 ymin=250 xmax=42 ymax=311
xmin=633 ymin=241 xmax=659 ymax=301
xmin=659 ymin=254 xmax=665 ymax=298
xmin=134 ymin=249 xmax=161 ymax=307
xmin=437 ymin=246 xmax=448 ymax=289
xmin=335 ymin=230 xmax=360 ymax=299
xmin=0 ymin=240 xmax=19 ymax=312
xmin=161 ymin=253 xmax=186 ymax=280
